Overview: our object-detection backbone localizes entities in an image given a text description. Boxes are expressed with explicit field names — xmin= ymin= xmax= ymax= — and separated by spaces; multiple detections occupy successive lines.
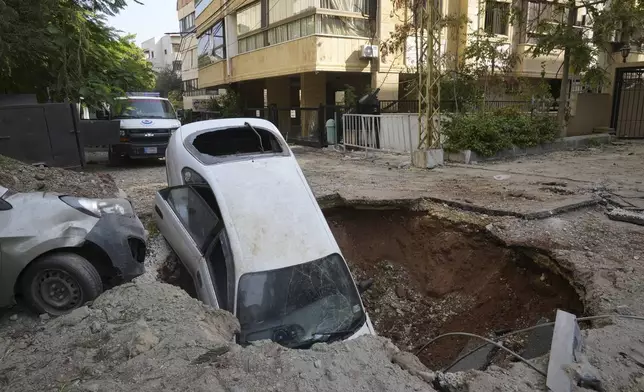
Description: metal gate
xmin=0 ymin=103 xmax=119 ymax=167
xmin=611 ymin=66 xmax=644 ymax=138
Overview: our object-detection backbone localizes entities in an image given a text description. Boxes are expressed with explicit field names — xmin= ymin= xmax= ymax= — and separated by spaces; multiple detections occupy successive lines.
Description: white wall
xmin=141 ymin=35 xmax=180 ymax=72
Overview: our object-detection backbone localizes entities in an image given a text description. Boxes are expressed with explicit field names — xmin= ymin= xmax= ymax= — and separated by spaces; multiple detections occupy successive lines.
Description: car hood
xmin=118 ymin=118 xmax=180 ymax=130
xmin=201 ymin=157 xmax=339 ymax=275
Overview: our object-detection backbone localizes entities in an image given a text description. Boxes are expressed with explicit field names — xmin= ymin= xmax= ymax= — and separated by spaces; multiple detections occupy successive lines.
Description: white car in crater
xmin=154 ymin=118 xmax=375 ymax=347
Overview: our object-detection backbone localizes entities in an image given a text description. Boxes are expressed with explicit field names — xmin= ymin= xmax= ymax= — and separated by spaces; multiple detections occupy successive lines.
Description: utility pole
xmin=416 ymin=0 xmax=442 ymax=166
xmin=556 ymin=1 xmax=577 ymax=137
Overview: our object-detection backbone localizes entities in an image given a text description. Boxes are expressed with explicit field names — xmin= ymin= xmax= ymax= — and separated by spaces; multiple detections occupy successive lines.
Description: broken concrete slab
xmin=522 ymin=318 xmax=554 ymax=360
xmin=448 ymin=339 xmax=495 ymax=372
xmin=606 ymin=208 xmax=644 ymax=226
xmin=546 ymin=310 xmax=583 ymax=392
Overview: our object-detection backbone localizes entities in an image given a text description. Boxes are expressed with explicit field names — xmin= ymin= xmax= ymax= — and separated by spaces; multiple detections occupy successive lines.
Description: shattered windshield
xmin=237 ymin=253 xmax=365 ymax=348
xmin=111 ymin=99 xmax=176 ymax=119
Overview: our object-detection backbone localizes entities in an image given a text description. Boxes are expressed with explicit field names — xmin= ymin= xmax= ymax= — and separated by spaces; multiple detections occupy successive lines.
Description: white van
xmin=154 ymin=118 xmax=375 ymax=348
xmin=107 ymin=95 xmax=181 ymax=165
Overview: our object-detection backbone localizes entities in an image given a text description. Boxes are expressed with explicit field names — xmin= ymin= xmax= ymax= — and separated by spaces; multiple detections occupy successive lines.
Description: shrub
xmin=443 ymin=106 xmax=559 ymax=157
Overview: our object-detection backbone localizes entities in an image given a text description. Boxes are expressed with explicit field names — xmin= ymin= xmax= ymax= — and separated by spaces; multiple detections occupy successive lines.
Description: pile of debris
xmin=0 ymin=154 xmax=119 ymax=198
xmin=0 ymin=282 xmax=437 ymax=392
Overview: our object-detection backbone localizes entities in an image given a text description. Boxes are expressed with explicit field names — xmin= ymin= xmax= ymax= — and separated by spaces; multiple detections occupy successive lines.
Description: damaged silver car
xmin=0 ymin=185 xmax=146 ymax=315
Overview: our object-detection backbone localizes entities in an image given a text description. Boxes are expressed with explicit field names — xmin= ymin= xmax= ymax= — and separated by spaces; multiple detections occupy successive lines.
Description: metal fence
xmin=342 ymin=113 xmax=417 ymax=158
xmin=380 ymin=100 xmax=419 ymax=113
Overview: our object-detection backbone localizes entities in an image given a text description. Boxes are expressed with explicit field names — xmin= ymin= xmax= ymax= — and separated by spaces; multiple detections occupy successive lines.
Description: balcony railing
xmin=183 ymin=88 xmax=220 ymax=97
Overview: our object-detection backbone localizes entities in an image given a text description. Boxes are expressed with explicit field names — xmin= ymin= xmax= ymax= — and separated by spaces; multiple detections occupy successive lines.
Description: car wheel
xmin=19 ymin=252 xmax=103 ymax=316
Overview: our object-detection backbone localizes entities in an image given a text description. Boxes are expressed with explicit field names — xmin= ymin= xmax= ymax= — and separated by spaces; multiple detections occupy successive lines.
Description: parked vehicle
xmin=154 ymin=118 xmax=375 ymax=348
xmin=0 ymin=185 xmax=146 ymax=315
xmin=108 ymin=94 xmax=181 ymax=165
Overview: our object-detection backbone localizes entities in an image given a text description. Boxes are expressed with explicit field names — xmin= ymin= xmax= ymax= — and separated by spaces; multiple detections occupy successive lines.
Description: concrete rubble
xmin=606 ymin=207 xmax=644 ymax=226
xmin=2 ymin=143 xmax=644 ymax=392
xmin=0 ymin=282 xmax=435 ymax=392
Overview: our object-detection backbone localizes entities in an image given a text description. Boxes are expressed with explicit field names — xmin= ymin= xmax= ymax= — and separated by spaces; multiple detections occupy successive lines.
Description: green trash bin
xmin=325 ymin=118 xmax=336 ymax=145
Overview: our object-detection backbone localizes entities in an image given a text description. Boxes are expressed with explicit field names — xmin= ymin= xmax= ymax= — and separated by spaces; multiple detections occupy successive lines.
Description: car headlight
xmin=169 ymin=127 xmax=178 ymax=134
xmin=60 ymin=196 xmax=134 ymax=218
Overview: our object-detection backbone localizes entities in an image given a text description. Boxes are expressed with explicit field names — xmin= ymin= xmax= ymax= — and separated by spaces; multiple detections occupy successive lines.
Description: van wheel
xmin=19 ymin=253 xmax=103 ymax=316
xmin=108 ymin=148 xmax=126 ymax=166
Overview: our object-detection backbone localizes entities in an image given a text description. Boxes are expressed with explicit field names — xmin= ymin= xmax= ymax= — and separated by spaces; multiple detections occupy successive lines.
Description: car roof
xmin=179 ymin=118 xmax=284 ymax=142
xmin=200 ymin=152 xmax=339 ymax=276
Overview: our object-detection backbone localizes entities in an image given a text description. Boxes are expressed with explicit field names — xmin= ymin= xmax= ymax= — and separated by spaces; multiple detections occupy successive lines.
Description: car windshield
xmin=111 ymin=99 xmax=176 ymax=119
xmin=237 ymin=253 xmax=365 ymax=348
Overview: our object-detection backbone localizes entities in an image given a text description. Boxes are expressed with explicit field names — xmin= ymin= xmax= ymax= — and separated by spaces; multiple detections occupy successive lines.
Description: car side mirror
xmin=357 ymin=278 xmax=374 ymax=293
xmin=96 ymin=110 xmax=110 ymax=120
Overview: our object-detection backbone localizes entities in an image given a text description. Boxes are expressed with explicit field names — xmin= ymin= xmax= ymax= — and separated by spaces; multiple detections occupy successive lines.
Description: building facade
xmin=178 ymin=0 xmax=224 ymax=110
xmin=141 ymin=34 xmax=182 ymax=73
xmin=180 ymin=0 xmax=642 ymax=119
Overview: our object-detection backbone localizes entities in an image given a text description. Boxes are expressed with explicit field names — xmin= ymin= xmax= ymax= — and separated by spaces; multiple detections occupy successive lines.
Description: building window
xmin=195 ymin=0 xmax=213 ymax=18
xmin=151 ymin=51 xmax=155 ymax=58
xmin=484 ymin=1 xmax=509 ymax=35
xmin=172 ymin=43 xmax=180 ymax=53
xmin=182 ymin=79 xmax=199 ymax=92
xmin=238 ymin=32 xmax=267 ymax=53
xmin=267 ymin=15 xmax=315 ymax=45
xmin=164 ymin=49 xmax=168 ymax=55
xmin=316 ymin=15 xmax=371 ymax=37
xmin=319 ymin=0 xmax=369 ymax=14
xmin=268 ymin=0 xmax=317 ymax=24
xmin=237 ymin=2 xmax=262 ymax=35
xmin=180 ymin=12 xmax=195 ymax=32
xmin=173 ymin=60 xmax=182 ymax=72
xmin=237 ymin=13 xmax=370 ymax=55
xmin=524 ymin=1 xmax=567 ymax=43
xmin=198 ymin=19 xmax=226 ymax=67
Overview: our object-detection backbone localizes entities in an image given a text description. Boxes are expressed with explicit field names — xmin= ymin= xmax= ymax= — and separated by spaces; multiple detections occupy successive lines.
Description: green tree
xmin=154 ymin=67 xmax=183 ymax=99
xmin=0 ymin=0 xmax=154 ymax=106
xmin=206 ymin=89 xmax=242 ymax=117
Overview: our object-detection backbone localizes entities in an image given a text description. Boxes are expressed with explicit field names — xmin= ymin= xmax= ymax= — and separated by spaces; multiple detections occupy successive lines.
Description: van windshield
xmin=112 ymin=99 xmax=176 ymax=119
xmin=237 ymin=253 xmax=365 ymax=348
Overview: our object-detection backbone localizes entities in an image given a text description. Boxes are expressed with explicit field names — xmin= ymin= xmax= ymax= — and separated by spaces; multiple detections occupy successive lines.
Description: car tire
xmin=19 ymin=252 xmax=103 ymax=316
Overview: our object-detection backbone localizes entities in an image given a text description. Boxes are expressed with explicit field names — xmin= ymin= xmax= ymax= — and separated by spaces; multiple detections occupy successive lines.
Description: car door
xmin=154 ymin=185 xmax=220 ymax=307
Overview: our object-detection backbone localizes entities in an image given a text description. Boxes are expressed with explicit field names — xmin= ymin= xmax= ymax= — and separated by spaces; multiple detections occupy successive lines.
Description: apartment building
xmin=178 ymin=0 xmax=224 ymax=110
xmin=184 ymin=0 xmax=641 ymax=120
xmin=141 ymin=34 xmax=182 ymax=73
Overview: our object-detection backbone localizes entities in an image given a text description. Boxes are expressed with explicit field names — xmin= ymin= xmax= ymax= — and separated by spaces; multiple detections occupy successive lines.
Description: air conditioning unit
xmin=360 ymin=45 xmax=379 ymax=59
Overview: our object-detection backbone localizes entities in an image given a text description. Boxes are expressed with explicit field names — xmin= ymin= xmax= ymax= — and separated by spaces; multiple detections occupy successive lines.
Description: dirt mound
xmin=0 ymin=282 xmax=435 ymax=392
xmin=0 ymin=155 xmax=119 ymax=198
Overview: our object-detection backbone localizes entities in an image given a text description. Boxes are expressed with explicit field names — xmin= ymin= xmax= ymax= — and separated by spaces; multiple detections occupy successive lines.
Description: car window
xmin=0 ymin=187 xmax=12 ymax=210
xmin=165 ymin=186 xmax=219 ymax=251
xmin=206 ymin=236 xmax=230 ymax=311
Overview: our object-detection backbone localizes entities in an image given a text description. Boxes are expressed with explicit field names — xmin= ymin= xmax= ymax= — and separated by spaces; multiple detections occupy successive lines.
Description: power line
xmin=416 ymin=313 xmax=644 ymax=374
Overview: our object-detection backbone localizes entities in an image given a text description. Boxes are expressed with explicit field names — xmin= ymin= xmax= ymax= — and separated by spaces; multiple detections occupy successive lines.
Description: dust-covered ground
xmin=0 ymin=154 xmax=120 ymax=198
xmin=0 ymin=283 xmax=434 ymax=392
xmin=2 ymin=143 xmax=644 ymax=391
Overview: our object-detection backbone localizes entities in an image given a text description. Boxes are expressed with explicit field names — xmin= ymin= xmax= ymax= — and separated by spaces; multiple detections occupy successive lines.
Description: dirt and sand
xmin=0 ymin=154 xmax=120 ymax=198
xmin=2 ymin=142 xmax=644 ymax=391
